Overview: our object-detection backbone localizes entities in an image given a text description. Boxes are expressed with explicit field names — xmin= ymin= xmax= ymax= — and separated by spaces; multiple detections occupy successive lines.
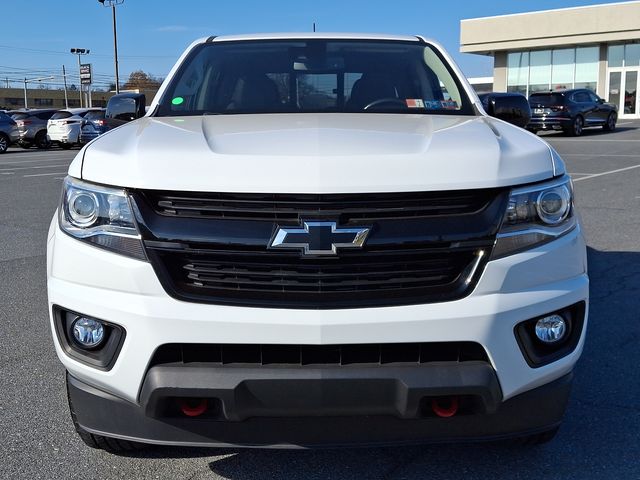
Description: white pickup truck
xmin=47 ymin=33 xmax=588 ymax=451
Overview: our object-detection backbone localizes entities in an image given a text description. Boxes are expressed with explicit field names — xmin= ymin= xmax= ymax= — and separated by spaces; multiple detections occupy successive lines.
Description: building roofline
xmin=461 ymin=0 xmax=640 ymax=22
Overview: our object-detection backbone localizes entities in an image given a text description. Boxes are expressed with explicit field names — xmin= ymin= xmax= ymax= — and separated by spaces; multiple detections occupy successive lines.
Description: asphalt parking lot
xmin=1 ymin=122 xmax=639 ymax=480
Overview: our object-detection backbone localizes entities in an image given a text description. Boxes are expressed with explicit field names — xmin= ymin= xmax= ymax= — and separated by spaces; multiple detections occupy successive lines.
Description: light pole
xmin=98 ymin=0 xmax=124 ymax=94
xmin=70 ymin=48 xmax=90 ymax=107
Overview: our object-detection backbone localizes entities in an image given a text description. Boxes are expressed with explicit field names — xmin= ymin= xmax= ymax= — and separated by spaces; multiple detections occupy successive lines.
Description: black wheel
xmin=566 ymin=116 xmax=583 ymax=136
xmin=34 ymin=130 xmax=51 ymax=149
xmin=59 ymin=142 xmax=73 ymax=150
xmin=0 ymin=133 xmax=9 ymax=153
xmin=513 ymin=426 xmax=560 ymax=446
xmin=603 ymin=112 xmax=617 ymax=131
xmin=66 ymin=377 xmax=146 ymax=453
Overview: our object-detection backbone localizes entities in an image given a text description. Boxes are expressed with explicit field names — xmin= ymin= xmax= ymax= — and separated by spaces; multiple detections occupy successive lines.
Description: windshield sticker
xmin=424 ymin=100 xmax=443 ymax=110
xmin=440 ymin=100 xmax=459 ymax=110
xmin=171 ymin=96 xmax=184 ymax=106
xmin=406 ymin=99 xmax=425 ymax=108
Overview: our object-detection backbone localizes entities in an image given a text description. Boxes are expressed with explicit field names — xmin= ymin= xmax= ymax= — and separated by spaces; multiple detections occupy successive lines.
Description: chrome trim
xmin=269 ymin=221 xmax=370 ymax=256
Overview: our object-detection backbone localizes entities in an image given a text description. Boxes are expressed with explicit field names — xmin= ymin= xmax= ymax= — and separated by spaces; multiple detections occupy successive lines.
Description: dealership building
xmin=461 ymin=1 xmax=640 ymax=118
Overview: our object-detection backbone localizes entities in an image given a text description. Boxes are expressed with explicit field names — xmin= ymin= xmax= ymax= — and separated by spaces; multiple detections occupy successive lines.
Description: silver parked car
xmin=0 ymin=111 xmax=19 ymax=153
xmin=13 ymin=109 xmax=57 ymax=149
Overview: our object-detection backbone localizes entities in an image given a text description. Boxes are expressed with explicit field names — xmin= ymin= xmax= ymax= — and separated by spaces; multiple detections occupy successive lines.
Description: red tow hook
xmin=179 ymin=398 xmax=208 ymax=417
xmin=431 ymin=396 xmax=459 ymax=418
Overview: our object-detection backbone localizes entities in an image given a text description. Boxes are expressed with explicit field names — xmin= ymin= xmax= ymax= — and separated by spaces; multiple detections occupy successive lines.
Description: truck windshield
xmin=155 ymin=39 xmax=474 ymax=116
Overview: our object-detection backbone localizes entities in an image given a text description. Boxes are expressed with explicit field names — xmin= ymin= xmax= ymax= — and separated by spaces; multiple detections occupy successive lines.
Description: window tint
xmin=51 ymin=111 xmax=73 ymax=120
xmin=84 ymin=110 xmax=105 ymax=121
xmin=12 ymin=113 xmax=30 ymax=121
xmin=106 ymin=97 xmax=136 ymax=121
xmin=0 ymin=112 xmax=13 ymax=123
xmin=588 ymin=92 xmax=600 ymax=103
xmin=573 ymin=91 xmax=591 ymax=103
xmin=529 ymin=93 xmax=564 ymax=106
xmin=36 ymin=111 xmax=55 ymax=120
xmin=157 ymin=40 xmax=472 ymax=116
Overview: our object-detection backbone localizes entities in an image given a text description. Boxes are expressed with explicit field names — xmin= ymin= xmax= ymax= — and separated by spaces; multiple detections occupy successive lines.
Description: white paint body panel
xmin=81 ymin=114 xmax=554 ymax=193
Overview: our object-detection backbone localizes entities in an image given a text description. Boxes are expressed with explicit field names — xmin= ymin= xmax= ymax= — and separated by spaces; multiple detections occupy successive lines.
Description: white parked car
xmin=47 ymin=33 xmax=587 ymax=452
xmin=47 ymin=108 xmax=104 ymax=149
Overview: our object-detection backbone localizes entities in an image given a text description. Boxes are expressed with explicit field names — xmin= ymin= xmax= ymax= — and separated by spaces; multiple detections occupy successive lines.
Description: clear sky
xmin=0 ymin=0 xmax=633 ymax=90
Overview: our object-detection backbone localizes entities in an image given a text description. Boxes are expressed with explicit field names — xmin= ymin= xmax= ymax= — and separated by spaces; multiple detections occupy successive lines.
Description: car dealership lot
xmin=1 ymin=122 xmax=639 ymax=479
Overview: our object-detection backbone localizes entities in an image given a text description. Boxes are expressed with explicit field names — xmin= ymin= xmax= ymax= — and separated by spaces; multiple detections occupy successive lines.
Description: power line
xmin=0 ymin=44 xmax=178 ymax=59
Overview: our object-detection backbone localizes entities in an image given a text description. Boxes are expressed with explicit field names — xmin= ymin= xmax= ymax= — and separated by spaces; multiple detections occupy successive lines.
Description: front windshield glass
xmin=156 ymin=40 xmax=473 ymax=116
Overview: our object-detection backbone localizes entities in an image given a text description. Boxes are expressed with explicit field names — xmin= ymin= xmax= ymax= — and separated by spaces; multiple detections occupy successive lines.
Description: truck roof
xmin=203 ymin=32 xmax=424 ymax=43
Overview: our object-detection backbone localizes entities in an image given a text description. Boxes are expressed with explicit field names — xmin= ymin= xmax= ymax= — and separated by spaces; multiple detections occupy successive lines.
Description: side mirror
xmin=479 ymin=92 xmax=532 ymax=129
xmin=105 ymin=94 xmax=147 ymax=124
xmin=597 ymin=98 xmax=605 ymax=104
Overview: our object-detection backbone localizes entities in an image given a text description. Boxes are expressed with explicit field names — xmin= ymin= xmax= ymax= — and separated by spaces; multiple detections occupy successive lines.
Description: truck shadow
xmin=127 ymin=247 xmax=640 ymax=479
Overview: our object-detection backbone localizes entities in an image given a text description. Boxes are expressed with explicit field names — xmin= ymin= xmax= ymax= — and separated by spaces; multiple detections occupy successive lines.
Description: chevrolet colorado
xmin=47 ymin=33 xmax=588 ymax=451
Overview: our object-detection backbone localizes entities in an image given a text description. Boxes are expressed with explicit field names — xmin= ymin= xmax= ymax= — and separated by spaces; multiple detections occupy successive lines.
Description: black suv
xmin=528 ymin=89 xmax=617 ymax=136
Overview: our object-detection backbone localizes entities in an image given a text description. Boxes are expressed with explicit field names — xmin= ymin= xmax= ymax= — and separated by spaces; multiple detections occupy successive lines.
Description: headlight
xmin=59 ymin=176 xmax=146 ymax=260
xmin=492 ymin=175 xmax=576 ymax=259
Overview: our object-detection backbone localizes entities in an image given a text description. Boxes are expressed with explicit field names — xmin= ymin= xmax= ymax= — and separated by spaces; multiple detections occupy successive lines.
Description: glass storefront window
xmin=608 ymin=45 xmax=624 ymax=67
xmin=575 ymin=47 xmax=599 ymax=92
xmin=507 ymin=52 xmax=529 ymax=95
xmin=552 ymin=49 xmax=575 ymax=91
xmin=625 ymin=44 xmax=640 ymax=67
xmin=608 ymin=71 xmax=621 ymax=110
xmin=505 ymin=46 xmax=603 ymax=98
xmin=529 ymin=50 xmax=551 ymax=93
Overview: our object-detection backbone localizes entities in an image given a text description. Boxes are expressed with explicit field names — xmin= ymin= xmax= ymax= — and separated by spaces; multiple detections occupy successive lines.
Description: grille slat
xmin=147 ymin=190 xmax=497 ymax=222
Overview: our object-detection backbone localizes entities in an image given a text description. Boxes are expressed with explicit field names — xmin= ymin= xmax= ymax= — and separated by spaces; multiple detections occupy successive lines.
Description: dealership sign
xmin=80 ymin=64 xmax=92 ymax=85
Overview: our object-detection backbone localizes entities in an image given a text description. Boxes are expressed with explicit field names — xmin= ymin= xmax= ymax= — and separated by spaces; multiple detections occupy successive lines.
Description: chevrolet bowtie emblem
xmin=269 ymin=221 xmax=370 ymax=256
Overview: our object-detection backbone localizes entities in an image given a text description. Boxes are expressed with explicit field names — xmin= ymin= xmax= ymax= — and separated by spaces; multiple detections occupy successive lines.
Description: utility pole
xmin=62 ymin=65 xmax=69 ymax=109
xmin=98 ymin=0 xmax=124 ymax=94
xmin=23 ymin=76 xmax=54 ymax=109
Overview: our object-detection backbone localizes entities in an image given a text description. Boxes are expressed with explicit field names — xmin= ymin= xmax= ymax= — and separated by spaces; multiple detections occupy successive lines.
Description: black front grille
xmin=142 ymin=190 xmax=497 ymax=222
xmin=150 ymin=342 xmax=490 ymax=367
xmin=132 ymin=189 xmax=507 ymax=309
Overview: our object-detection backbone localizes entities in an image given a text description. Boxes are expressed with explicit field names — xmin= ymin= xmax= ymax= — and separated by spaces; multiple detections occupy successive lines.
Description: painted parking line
xmin=0 ymin=164 xmax=70 ymax=172
xmin=561 ymin=153 xmax=640 ymax=157
xmin=573 ymin=164 xmax=640 ymax=182
xmin=550 ymin=138 xmax=640 ymax=142
xmin=23 ymin=172 xmax=69 ymax=177
xmin=0 ymin=156 xmax=76 ymax=165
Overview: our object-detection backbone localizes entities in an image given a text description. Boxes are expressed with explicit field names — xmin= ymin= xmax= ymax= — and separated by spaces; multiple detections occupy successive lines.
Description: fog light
xmin=535 ymin=314 xmax=567 ymax=344
xmin=71 ymin=317 xmax=105 ymax=348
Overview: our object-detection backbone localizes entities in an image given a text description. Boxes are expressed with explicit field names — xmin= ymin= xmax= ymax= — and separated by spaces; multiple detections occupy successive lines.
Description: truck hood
xmin=79 ymin=114 xmax=556 ymax=193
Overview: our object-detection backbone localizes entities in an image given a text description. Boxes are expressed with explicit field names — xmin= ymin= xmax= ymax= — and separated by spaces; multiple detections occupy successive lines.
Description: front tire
xmin=603 ymin=112 xmax=617 ymax=131
xmin=0 ymin=133 xmax=9 ymax=153
xmin=34 ymin=130 xmax=51 ymax=149
xmin=67 ymin=377 xmax=146 ymax=453
xmin=566 ymin=116 xmax=584 ymax=136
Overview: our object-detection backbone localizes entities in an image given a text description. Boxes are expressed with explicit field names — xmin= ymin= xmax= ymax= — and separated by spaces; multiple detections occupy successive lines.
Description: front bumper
xmin=48 ymin=216 xmax=588 ymax=442
xmin=68 ymin=371 xmax=573 ymax=447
